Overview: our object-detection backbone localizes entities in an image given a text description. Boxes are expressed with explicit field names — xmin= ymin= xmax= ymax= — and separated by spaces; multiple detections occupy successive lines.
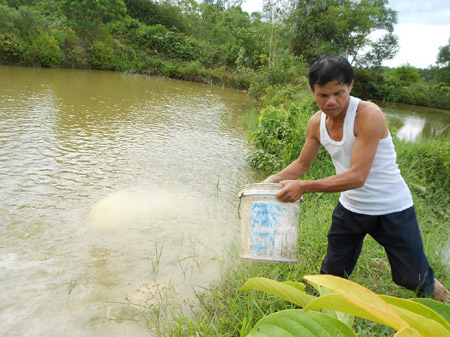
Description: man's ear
xmin=349 ymin=80 xmax=354 ymax=92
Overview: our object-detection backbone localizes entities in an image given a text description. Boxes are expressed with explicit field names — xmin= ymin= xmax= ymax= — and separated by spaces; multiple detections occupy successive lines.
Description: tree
xmin=433 ymin=38 xmax=450 ymax=86
xmin=62 ymin=0 xmax=127 ymax=33
xmin=124 ymin=0 xmax=187 ymax=32
xmin=391 ymin=64 xmax=419 ymax=86
xmin=289 ymin=0 xmax=398 ymax=67
xmin=437 ymin=38 xmax=450 ymax=67
xmin=262 ymin=0 xmax=295 ymax=69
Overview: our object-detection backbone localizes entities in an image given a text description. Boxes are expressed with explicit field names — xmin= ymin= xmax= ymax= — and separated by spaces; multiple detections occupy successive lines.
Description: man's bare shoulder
xmin=309 ymin=110 xmax=322 ymax=125
xmin=358 ymin=100 xmax=384 ymax=117
xmin=306 ymin=111 xmax=322 ymax=139
xmin=356 ymin=100 xmax=388 ymax=137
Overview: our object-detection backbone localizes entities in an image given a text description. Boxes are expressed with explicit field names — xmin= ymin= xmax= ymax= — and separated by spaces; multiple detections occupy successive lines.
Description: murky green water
xmin=0 ymin=65 xmax=258 ymax=336
xmin=378 ymin=100 xmax=450 ymax=141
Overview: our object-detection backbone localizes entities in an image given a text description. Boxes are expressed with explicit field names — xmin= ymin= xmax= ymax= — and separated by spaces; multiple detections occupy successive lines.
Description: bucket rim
xmin=238 ymin=183 xmax=284 ymax=199
xmin=240 ymin=182 xmax=283 ymax=189
xmin=238 ymin=183 xmax=302 ymax=203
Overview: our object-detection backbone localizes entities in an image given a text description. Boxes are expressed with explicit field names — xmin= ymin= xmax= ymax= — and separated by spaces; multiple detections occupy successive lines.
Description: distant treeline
xmin=0 ymin=0 xmax=449 ymax=109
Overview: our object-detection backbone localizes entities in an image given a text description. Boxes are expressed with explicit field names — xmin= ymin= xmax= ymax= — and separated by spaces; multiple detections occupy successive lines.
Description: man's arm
xmin=264 ymin=112 xmax=322 ymax=183
xmin=276 ymin=103 xmax=387 ymax=202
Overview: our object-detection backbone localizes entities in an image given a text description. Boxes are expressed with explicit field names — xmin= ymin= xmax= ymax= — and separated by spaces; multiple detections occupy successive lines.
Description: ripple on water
xmin=0 ymin=66 xmax=257 ymax=336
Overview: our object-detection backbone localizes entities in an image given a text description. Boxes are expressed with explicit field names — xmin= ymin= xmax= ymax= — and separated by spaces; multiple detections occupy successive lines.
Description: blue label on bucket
xmin=250 ymin=202 xmax=280 ymax=256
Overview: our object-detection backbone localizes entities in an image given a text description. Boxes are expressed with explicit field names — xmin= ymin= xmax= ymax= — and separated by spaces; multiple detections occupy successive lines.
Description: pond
xmin=377 ymin=100 xmax=450 ymax=141
xmin=0 ymin=65 xmax=258 ymax=336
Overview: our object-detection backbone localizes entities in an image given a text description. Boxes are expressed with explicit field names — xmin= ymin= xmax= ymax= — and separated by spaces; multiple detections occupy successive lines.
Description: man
xmin=263 ymin=55 xmax=448 ymax=302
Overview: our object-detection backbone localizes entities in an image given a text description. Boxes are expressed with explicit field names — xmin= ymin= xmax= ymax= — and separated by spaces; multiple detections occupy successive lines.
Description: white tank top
xmin=319 ymin=96 xmax=413 ymax=215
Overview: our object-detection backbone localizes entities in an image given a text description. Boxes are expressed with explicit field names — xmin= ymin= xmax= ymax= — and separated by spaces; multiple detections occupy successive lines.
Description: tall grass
xmin=168 ymin=87 xmax=449 ymax=336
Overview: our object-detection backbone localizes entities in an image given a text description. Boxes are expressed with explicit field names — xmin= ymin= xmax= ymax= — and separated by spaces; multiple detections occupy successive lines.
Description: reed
xmin=151 ymin=242 xmax=164 ymax=281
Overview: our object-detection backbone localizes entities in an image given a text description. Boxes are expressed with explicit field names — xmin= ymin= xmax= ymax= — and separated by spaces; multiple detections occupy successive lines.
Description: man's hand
xmin=277 ymin=180 xmax=305 ymax=202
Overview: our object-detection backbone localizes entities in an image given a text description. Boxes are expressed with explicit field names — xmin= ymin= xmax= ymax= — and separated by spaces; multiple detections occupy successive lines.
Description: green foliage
xmin=391 ymin=65 xmax=420 ymax=86
xmin=241 ymin=275 xmax=450 ymax=337
xmin=62 ymin=0 xmax=127 ymax=29
xmin=289 ymin=0 xmax=398 ymax=67
xmin=246 ymin=89 xmax=335 ymax=178
xmin=421 ymin=66 xmax=450 ymax=88
xmin=87 ymin=40 xmax=115 ymax=69
xmin=437 ymin=41 xmax=450 ymax=67
xmin=124 ymin=0 xmax=187 ymax=32
xmin=22 ymin=30 xmax=62 ymax=66
xmin=396 ymin=137 xmax=450 ymax=208
xmin=0 ymin=32 xmax=23 ymax=63
xmin=51 ymin=27 xmax=87 ymax=68
xmin=246 ymin=103 xmax=308 ymax=174
xmin=133 ymin=23 xmax=199 ymax=61
xmin=353 ymin=67 xmax=450 ymax=109
xmin=0 ymin=5 xmax=45 ymax=37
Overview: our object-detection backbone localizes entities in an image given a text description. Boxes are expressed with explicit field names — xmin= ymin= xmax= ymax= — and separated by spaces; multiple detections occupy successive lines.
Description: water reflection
xmin=378 ymin=100 xmax=450 ymax=141
xmin=396 ymin=116 xmax=426 ymax=141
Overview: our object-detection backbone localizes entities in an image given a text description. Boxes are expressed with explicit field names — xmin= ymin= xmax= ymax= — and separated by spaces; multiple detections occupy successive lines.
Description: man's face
xmin=312 ymin=80 xmax=353 ymax=118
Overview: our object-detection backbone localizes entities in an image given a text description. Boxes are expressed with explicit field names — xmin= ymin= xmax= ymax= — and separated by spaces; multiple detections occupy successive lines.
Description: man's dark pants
xmin=320 ymin=202 xmax=435 ymax=297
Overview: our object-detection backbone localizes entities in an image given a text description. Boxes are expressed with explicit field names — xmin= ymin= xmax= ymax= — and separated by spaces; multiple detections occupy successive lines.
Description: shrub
xmin=0 ymin=32 xmax=23 ymax=63
xmin=178 ymin=60 xmax=207 ymax=82
xmin=134 ymin=24 xmax=198 ymax=61
xmin=246 ymin=95 xmax=319 ymax=175
xmin=50 ymin=27 xmax=87 ymax=68
xmin=22 ymin=30 xmax=62 ymax=67
xmin=64 ymin=45 xmax=88 ymax=68
xmin=391 ymin=64 xmax=420 ymax=86
xmin=88 ymin=40 xmax=115 ymax=69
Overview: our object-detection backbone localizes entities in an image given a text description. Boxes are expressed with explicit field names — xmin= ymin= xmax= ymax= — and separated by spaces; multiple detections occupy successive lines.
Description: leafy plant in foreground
xmin=240 ymin=275 xmax=450 ymax=336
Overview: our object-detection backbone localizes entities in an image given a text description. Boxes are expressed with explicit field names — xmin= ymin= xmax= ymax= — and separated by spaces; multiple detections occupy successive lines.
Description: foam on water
xmin=87 ymin=188 xmax=212 ymax=232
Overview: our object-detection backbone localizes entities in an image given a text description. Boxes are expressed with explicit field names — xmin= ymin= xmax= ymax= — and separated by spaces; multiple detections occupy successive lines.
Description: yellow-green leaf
xmin=281 ymin=281 xmax=306 ymax=292
xmin=304 ymin=275 xmax=406 ymax=327
xmin=394 ymin=327 xmax=423 ymax=337
xmin=241 ymin=277 xmax=314 ymax=308
xmin=412 ymin=298 xmax=450 ymax=325
xmin=379 ymin=295 xmax=450 ymax=337
xmin=304 ymin=293 xmax=408 ymax=331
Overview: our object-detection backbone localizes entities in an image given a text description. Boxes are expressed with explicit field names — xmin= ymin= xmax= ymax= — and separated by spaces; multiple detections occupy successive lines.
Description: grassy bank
xmin=166 ymin=86 xmax=450 ymax=336
xmin=167 ymin=188 xmax=449 ymax=336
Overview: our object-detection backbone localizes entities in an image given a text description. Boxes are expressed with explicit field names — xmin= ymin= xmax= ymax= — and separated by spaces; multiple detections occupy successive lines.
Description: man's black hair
xmin=308 ymin=56 xmax=354 ymax=90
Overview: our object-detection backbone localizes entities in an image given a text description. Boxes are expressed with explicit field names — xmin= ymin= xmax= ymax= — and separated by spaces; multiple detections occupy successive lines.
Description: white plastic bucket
xmin=238 ymin=183 xmax=300 ymax=264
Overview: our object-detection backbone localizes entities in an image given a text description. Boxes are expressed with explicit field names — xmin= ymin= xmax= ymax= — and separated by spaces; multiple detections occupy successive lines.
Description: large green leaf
xmin=240 ymin=277 xmax=314 ymax=308
xmin=246 ymin=309 xmax=357 ymax=337
xmin=412 ymin=298 xmax=450 ymax=325
xmin=304 ymin=275 xmax=408 ymax=331
xmin=380 ymin=295 xmax=450 ymax=336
